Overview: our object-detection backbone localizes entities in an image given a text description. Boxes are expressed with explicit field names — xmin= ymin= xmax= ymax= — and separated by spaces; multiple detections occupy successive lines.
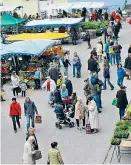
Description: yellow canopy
xmin=7 ymin=32 xmax=70 ymax=41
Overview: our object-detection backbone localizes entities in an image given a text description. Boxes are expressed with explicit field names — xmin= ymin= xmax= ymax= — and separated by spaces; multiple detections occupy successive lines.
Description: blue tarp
xmin=0 ymin=40 xmax=60 ymax=58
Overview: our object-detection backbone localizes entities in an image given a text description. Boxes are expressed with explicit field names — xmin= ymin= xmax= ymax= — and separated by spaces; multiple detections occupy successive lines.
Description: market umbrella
xmin=0 ymin=39 xmax=60 ymax=58
xmin=0 ymin=14 xmax=28 ymax=27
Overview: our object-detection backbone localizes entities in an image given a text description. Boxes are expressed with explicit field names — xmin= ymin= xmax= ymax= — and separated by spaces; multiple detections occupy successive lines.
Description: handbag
xmin=62 ymin=97 xmax=71 ymax=104
xmin=112 ymin=98 xmax=118 ymax=106
xmin=35 ymin=115 xmax=42 ymax=123
xmin=33 ymin=150 xmax=42 ymax=160
xmin=86 ymin=123 xmax=91 ymax=134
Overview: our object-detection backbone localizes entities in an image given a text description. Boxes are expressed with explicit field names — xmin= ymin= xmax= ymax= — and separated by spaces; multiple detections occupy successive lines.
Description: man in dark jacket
xmin=116 ymin=86 xmax=128 ymax=120
xmin=24 ymin=97 xmax=38 ymax=132
xmin=48 ymin=63 xmax=59 ymax=84
xmin=64 ymin=76 xmax=73 ymax=96
xmin=54 ymin=85 xmax=62 ymax=103
xmin=85 ymin=31 xmax=91 ymax=49
xmin=103 ymin=64 xmax=114 ymax=90
xmin=113 ymin=23 xmax=119 ymax=40
xmin=88 ymin=54 xmax=98 ymax=74
xmin=114 ymin=41 xmax=122 ymax=65
xmin=124 ymin=53 xmax=131 ymax=79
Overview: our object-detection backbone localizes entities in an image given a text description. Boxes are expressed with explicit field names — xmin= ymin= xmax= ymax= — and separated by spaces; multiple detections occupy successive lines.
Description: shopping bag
xmin=86 ymin=124 xmax=91 ymax=134
xmin=33 ymin=150 xmax=42 ymax=160
xmin=112 ymin=98 xmax=118 ymax=106
xmin=35 ymin=115 xmax=42 ymax=123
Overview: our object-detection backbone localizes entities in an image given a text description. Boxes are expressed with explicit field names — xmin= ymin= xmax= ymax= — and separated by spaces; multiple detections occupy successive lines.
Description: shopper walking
xmin=116 ymin=86 xmax=128 ymax=120
xmin=22 ymin=136 xmax=36 ymax=164
xmin=109 ymin=42 xmax=116 ymax=65
xmin=103 ymin=64 xmax=114 ymax=90
xmin=20 ymin=81 xmax=27 ymax=97
xmin=34 ymin=67 xmax=42 ymax=90
xmin=85 ymin=31 xmax=91 ymax=49
xmin=73 ymin=52 xmax=80 ymax=77
xmin=26 ymin=127 xmax=39 ymax=150
xmin=114 ymin=41 xmax=122 ymax=65
xmin=9 ymin=98 xmax=21 ymax=133
xmin=11 ymin=71 xmax=20 ymax=97
xmin=117 ymin=64 xmax=125 ymax=87
xmin=86 ymin=96 xmax=99 ymax=134
xmin=47 ymin=142 xmax=64 ymax=165
xmin=96 ymin=41 xmax=103 ymax=62
xmin=88 ymin=54 xmax=98 ymax=75
xmin=64 ymin=76 xmax=73 ymax=96
xmin=48 ymin=63 xmax=59 ymax=84
xmin=76 ymin=60 xmax=82 ymax=78
xmin=63 ymin=56 xmax=71 ymax=76
xmin=124 ymin=53 xmax=131 ymax=79
xmin=83 ymin=78 xmax=91 ymax=99
xmin=24 ymin=97 xmax=38 ymax=132
xmin=104 ymin=40 xmax=110 ymax=60
xmin=75 ymin=98 xmax=85 ymax=130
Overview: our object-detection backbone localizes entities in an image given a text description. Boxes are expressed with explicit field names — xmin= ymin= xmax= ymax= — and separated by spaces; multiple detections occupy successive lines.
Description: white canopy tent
xmin=0 ymin=5 xmax=23 ymax=12
xmin=43 ymin=2 xmax=104 ymax=11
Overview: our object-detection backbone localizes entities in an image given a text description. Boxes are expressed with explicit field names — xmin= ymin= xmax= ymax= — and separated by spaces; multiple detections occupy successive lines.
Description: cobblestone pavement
xmin=1 ymin=22 xmax=131 ymax=164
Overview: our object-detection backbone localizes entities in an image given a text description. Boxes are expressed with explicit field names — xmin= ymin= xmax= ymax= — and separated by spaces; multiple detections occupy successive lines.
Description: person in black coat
xmin=26 ymin=127 xmax=39 ymax=150
xmin=88 ymin=54 xmax=98 ymax=74
xmin=85 ymin=31 xmax=91 ymax=49
xmin=128 ymin=45 xmax=131 ymax=54
xmin=124 ymin=54 xmax=131 ymax=79
xmin=116 ymin=86 xmax=128 ymax=120
xmin=103 ymin=64 xmax=114 ymax=90
xmin=64 ymin=76 xmax=73 ymax=96
xmin=54 ymin=85 xmax=62 ymax=103
xmin=63 ymin=57 xmax=71 ymax=76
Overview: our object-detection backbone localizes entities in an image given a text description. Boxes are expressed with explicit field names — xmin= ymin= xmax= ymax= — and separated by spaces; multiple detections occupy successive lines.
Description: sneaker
xmin=1 ymin=99 xmax=6 ymax=101
xmin=98 ymin=111 xmax=102 ymax=113
xmin=77 ymin=127 xmax=80 ymax=130
xmin=14 ymin=130 xmax=17 ymax=133
xmin=111 ymin=87 xmax=114 ymax=90
xmin=82 ymin=126 xmax=86 ymax=129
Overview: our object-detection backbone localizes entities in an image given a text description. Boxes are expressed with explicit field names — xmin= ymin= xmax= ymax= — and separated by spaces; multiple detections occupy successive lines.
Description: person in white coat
xmin=86 ymin=96 xmax=99 ymax=133
xmin=41 ymin=77 xmax=56 ymax=103
xmin=11 ymin=71 xmax=20 ymax=97
xmin=96 ymin=41 xmax=103 ymax=62
xmin=23 ymin=136 xmax=36 ymax=164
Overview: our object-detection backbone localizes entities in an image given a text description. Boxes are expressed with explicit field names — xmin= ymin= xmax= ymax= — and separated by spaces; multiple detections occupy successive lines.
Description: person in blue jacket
xmin=104 ymin=40 xmax=110 ymax=60
xmin=61 ymin=84 xmax=68 ymax=99
xmin=76 ymin=60 xmax=82 ymax=78
xmin=117 ymin=64 xmax=125 ymax=87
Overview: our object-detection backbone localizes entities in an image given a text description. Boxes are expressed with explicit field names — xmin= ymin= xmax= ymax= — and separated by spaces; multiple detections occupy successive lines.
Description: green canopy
xmin=0 ymin=14 xmax=28 ymax=27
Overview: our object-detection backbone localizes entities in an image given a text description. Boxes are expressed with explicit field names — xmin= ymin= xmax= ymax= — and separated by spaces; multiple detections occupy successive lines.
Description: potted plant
xmin=111 ymin=138 xmax=121 ymax=145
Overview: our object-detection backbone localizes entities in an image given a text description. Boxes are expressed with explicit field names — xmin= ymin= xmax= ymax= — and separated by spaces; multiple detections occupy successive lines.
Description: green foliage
xmin=82 ymin=21 xmax=109 ymax=30
xmin=114 ymin=130 xmax=129 ymax=139
xmin=116 ymin=121 xmax=131 ymax=127
xmin=115 ymin=124 xmax=129 ymax=132
xmin=111 ymin=138 xmax=121 ymax=145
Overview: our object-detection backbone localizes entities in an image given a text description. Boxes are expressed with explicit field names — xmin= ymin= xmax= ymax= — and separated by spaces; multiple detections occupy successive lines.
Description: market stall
xmin=0 ymin=14 xmax=28 ymax=34
xmin=0 ymin=39 xmax=60 ymax=86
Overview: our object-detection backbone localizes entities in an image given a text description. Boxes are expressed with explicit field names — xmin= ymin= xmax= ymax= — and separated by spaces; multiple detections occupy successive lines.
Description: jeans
xmin=49 ymin=91 xmax=53 ymax=102
xmin=12 ymin=115 xmax=20 ymax=131
xmin=73 ymin=65 xmax=76 ymax=77
xmin=116 ymin=53 xmax=121 ymax=65
xmin=26 ymin=115 xmax=35 ymax=131
xmin=72 ymin=36 xmax=77 ymax=45
xmin=99 ymin=92 xmax=102 ymax=108
xmin=117 ymin=77 xmax=124 ymax=87
xmin=103 ymin=78 xmax=114 ymax=89
xmin=64 ymin=67 xmax=68 ymax=76
xmin=119 ymin=108 xmax=125 ymax=120
xmin=87 ymin=40 xmax=91 ymax=48
xmin=13 ymin=87 xmax=19 ymax=96
xmin=93 ymin=95 xmax=100 ymax=112
xmin=110 ymin=54 xmax=116 ymax=65
xmin=106 ymin=53 xmax=109 ymax=60
xmin=77 ymin=68 xmax=81 ymax=78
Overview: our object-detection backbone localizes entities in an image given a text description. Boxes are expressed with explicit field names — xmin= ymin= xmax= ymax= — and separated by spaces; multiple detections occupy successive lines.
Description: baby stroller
xmin=54 ymin=103 xmax=74 ymax=129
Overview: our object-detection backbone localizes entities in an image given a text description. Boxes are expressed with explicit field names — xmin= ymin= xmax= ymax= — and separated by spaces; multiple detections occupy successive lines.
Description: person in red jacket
xmin=9 ymin=98 xmax=22 ymax=133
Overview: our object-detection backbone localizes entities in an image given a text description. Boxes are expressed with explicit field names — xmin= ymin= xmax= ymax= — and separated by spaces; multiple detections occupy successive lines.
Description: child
xmin=76 ymin=60 xmax=82 ymax=78
xmin=20 ymin=82 xmax=27 ymax=97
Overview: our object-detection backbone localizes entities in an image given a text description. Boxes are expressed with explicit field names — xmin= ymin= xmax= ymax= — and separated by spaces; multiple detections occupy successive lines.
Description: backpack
xmin=47 ymin=80 xmax=50 ymax=91
xmin=91 ymin=76 xmax=97 ymax=85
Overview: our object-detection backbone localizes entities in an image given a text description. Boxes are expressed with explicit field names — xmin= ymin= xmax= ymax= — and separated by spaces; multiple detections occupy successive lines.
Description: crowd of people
xmin=1 ymin=7 xmax=131 ymax=165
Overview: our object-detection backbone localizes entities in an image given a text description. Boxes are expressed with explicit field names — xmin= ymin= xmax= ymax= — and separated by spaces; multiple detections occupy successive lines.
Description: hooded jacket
xmin=24 ymin=101 xmax=38 ymax=116
xmin=117 ymin=68 xmax=125 ymax=79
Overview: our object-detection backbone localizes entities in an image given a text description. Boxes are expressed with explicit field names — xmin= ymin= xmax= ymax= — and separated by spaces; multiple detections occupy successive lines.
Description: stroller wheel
xmin=59 ymin=125 xmax=62 ymax=129
xmin=69 ymin=122 xmax=74 ymax=128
